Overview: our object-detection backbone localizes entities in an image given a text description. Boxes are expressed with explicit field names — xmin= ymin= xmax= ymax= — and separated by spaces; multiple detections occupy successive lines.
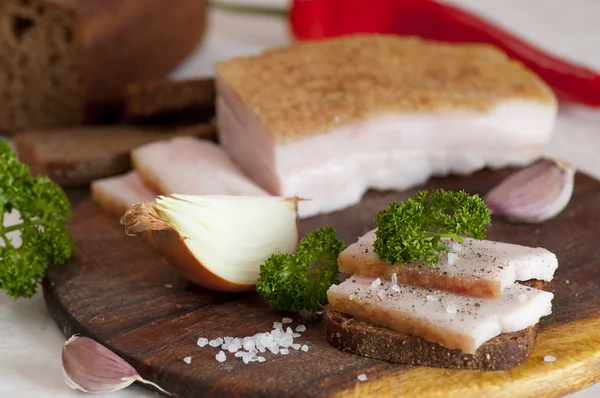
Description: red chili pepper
xmin=290 ymin=0 xmax=600 ymax=107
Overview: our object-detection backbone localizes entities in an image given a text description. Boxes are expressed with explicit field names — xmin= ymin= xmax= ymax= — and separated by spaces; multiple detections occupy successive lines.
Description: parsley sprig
xmin=256 ymin=226 xmax=345 ymax=312
xmin=373 ymin=189 xmax=491 ymax=265
xmin=0 ymin=141 xmax=74 ymax=298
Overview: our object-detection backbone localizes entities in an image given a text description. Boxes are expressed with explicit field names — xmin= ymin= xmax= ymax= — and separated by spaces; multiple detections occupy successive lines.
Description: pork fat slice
xmin=91 ymin=171 xmax=156 ymax=218
xmin=215 ymin=35 xmax=557 ymax=218
xmin=131 ymin=137 xmax=268 ymax=197
xmin=327 ymin=276 xmax=553 ymax=354
xmin=338 ymin=229 xmax=558 ymax=299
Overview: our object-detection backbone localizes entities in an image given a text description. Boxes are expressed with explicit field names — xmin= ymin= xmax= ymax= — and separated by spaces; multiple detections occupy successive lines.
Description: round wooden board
xmin=44 ymin=169 xmax=600 ymax=398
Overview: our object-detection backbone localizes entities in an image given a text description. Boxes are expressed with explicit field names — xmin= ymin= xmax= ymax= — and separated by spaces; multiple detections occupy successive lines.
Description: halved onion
xmin=121 ymin=194 xmax=299 ymax=292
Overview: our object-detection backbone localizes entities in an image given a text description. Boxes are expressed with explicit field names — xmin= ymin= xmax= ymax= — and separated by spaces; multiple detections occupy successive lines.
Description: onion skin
xmin=121 ymin=199 xmax=299 ymax=293
xmin=146 ymin=227 xmax=255 ymax=292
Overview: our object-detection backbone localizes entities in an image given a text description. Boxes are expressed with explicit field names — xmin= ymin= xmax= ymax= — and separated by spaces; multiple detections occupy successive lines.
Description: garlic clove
xmin=121 ymin=195 xmax=299 ymax=292
xmin=484 ymin=158 xmax=576 ymax=223
xmin=62 ymin=335 xmax=168 ymax=394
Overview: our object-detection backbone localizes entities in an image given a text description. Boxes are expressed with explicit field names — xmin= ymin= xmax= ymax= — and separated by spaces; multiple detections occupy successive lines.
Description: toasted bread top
xmin=215 ymin=34 xmax=557 ymax=141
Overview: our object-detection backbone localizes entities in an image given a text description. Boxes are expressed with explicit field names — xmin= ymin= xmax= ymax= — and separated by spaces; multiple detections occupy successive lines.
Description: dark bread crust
xmin=326 ymin=310 xmax=538 ymax=370
xmin=123 ymin=78 xmax=216 ymax=124
xmin=13 ymin=123 xmax=216 ymax=186
xmin=0 ymin=0 xmax=208 ymax=132
xmin=326 ymin=279 xmax=551 ymax=370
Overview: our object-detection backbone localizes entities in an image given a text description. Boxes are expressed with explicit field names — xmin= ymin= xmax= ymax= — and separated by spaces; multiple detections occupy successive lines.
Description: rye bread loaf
xmin=13 ymin=123 xmax=216 ymax=186
xmin=123 ymin=78 xmax=216 ymax=124
xmin=0 ymin=0 xmax=208 ymax=132
xmin=325 ymin=279 xmax=550 ymax=370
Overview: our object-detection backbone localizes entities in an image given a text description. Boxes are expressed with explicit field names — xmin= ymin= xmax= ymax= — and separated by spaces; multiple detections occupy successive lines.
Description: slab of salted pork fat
xmin=327 ymin=276 xmax=554 ymax=354
xmin=91 ymin=171 xmax=156 ymax=218
xmin=131 ymin=136 xmax=269 ymax=197
xmin=338 ymin=229 xmax=558 ymax=299
xmin=215 ymin=34 xmax=558 ymax=218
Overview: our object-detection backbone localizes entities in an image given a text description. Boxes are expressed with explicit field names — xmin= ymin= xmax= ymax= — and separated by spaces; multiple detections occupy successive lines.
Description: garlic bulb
xmin=484 ymin=159 xmax=576 ymax=223
xmin=121 ymin=194 xmax=299 ymax=292
xmin=62 ymin=335 xmax=168 ymax=394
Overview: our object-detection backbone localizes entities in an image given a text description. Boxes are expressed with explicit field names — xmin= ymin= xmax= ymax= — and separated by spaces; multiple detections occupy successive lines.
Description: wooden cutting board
xmin=43 ymin=168 xmax=600 ymax=398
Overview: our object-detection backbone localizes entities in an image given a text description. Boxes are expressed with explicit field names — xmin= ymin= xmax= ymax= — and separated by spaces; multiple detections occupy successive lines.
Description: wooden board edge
xmin=41 ymin=276 xmax=170 ymax=396
xmin=44 ymin=269 xmax=600 ymax=398
xmin=331 ymin=317 xmax=600 ymax=398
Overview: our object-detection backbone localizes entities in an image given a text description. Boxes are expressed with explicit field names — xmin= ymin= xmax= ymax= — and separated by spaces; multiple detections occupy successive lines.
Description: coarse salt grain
xmin=446 ymin=303 xmax=457 ymax=314
xmin=391 ymin=273 xmax=398 ymax=285
xmin=196 ymin=317 xmax=314 ymax=365
xmin=544 ymin=355 xmax=556 ymax=363
xmin=426 ymin=295 xmax=437 ymax=302
xmin=295 ymin=324 xmax=306 ymax=332
xmin=447 ymin=252 xmax=458 ymax=265
xmin=243 ymin=339 xmax=255 ymax=351
xmin=164 ymin=284 xmax=172 ymax=288
xmin=518 ymin=293 xmax=528 ymax=302
xmin=183 ymin=356 xmax=192 ymax=364
xmin=280 ymin=336 xmax=293 ymax=347
xmin=357 ymin=374 xmax=367 ymax=382
xmin=216 ymin=351 xmax=226 ymax=362
xmin=378 ymin=289 xmax=386 ymax=300
xmin=370 ymin=278 xmax=382 ymax=294
xmin=451 ymin=243 xmax=463 ymax=253
xmin=391 ymin=284 xmax=401 ymax=293
xmin=566 ymin=280 xmax=570 ymax=284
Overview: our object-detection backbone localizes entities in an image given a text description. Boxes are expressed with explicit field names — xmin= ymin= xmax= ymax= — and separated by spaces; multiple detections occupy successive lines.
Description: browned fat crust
xmin=326 ymin=310 xmax=538 ymax=370
xmin=13 ymin=123 xmax=216 ymax=186
xmin=215 ymin=34 xmax=556 ymax=142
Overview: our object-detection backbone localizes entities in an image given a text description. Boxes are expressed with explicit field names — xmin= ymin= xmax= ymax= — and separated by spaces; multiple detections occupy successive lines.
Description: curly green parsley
xmin=256 ymin=226 xmax=345 ymax=312
xmin=0 ymin=141 xmax=74 ymax=298
xmin=374 ymin=189 xmax=491 ymax=265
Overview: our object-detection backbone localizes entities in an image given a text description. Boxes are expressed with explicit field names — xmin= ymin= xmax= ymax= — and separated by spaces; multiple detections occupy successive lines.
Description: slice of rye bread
xmin=325 ymin=279 xmax=550 ymax=370
xmin=13 ymin=123 xmax=216 ymax=187
xmin=122 ymin=78 xmax=216 ymax=124
xmin=0 ymin=0 xmax=208 ymax=132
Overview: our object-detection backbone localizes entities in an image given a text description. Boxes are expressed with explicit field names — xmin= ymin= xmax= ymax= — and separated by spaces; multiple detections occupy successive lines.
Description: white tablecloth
xmin=1 ymin=1 xmax=600 ymax=397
